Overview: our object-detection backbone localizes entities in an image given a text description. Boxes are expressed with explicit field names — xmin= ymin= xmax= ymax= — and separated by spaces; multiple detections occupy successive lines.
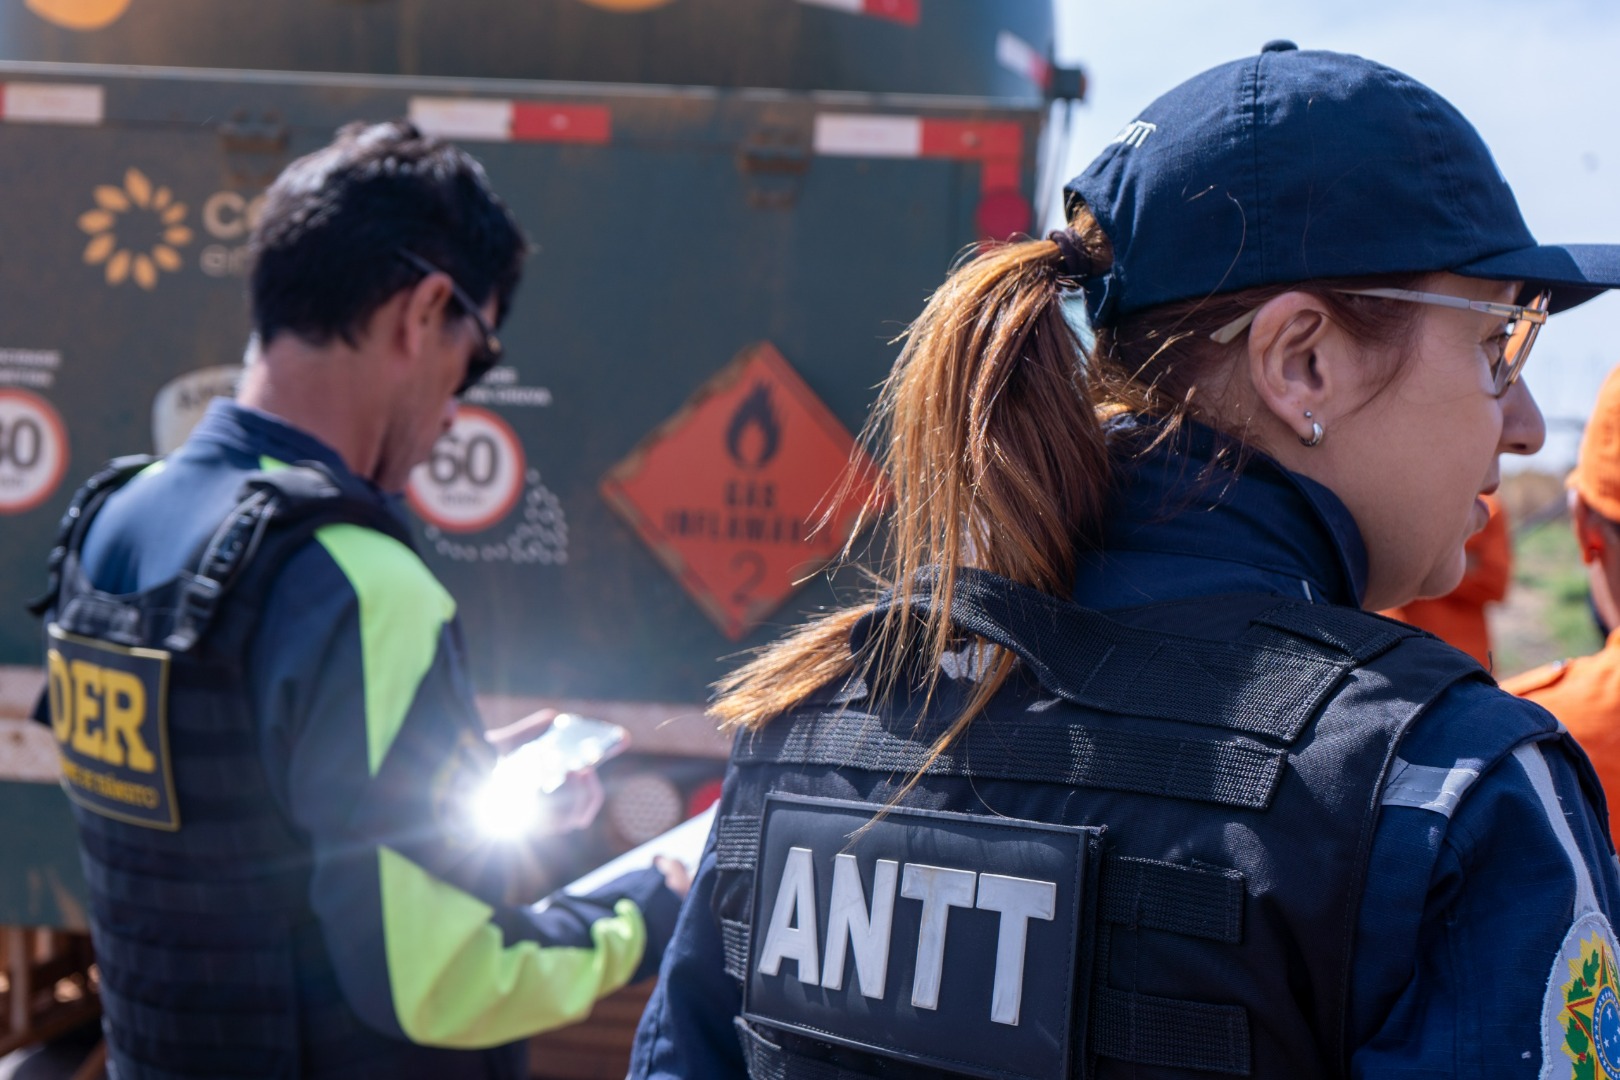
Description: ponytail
xmin=713 ymin=203 xmax=1430 ymax=747
xmin=713 ymin=210 xmax=1115 ymax=741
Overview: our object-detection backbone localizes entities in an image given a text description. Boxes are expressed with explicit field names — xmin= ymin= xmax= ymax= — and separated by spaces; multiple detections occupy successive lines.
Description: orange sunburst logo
xmin=26 ymin=0 xmax=132 ymax=31
xmin=78 ymin=168 xmax=193 ymax=290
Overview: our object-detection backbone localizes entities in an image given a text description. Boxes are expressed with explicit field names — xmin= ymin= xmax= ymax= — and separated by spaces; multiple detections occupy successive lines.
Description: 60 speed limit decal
xmin=407 ymin=406 xmax=525 ymax=533
xmin=0 ymin=390 xmax=69 ymax=514
xmin=406 ymin=406 xmax=569 ymax=565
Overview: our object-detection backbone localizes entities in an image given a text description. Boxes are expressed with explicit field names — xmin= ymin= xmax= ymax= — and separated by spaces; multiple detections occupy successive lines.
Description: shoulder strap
xmin=164 ymin=463 xmax=414 ymax=652
xmin=850 ymin=568 xmax=1423 ymax=742
xmin=29 ymin=454 xmax=158 ymax=618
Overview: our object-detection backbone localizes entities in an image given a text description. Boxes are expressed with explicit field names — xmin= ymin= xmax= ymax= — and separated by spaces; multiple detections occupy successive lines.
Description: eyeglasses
xmin=1209 ymin=286 xmax=1551 ymax=398
xmin=396 ymin=249 xmax=503 ymax=395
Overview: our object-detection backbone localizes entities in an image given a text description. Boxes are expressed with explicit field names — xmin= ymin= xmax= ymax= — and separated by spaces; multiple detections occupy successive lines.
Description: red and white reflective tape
xmin=996 ymin=30 xmax=1050 ymax=91
xmin=794 ymin=0 xmax=920 ymax=27
xmin=813 ymin=113 xmax=1022 ymax=163
xmin=408 ymin=97 xmax=611 ymax=145
xmin=0 ymin=82 xmax=103 ymax=125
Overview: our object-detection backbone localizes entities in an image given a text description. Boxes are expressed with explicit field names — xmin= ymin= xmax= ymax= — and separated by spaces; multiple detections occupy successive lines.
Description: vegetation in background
xmin=1491 ymin=517 xmax=1602 ymax=679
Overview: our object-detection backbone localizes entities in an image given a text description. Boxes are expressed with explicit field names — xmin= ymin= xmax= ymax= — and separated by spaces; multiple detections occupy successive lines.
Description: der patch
xmin=46 ymin=624 xmax=177 ymax=830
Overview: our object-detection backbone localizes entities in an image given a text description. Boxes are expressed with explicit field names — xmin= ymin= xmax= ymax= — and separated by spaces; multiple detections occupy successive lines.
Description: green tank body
xmin=0 ymin=0 xmax=1078 ymax=925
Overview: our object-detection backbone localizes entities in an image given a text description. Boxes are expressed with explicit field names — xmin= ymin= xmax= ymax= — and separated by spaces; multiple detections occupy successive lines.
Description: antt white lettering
xmin=975 ymin=873 xmax=1057 ymax=1025
xmin=821 ymin=854 xmax=898 ymax=999
xmin=900 ymin=863 xmax=978 ymax=1010
xmin=757 ymin=846 xmax=821 ymax=985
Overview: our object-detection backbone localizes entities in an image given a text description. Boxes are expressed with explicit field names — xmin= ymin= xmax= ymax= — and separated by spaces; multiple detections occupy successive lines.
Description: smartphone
xmin=495 ymin=713 xmax=629 ymax=794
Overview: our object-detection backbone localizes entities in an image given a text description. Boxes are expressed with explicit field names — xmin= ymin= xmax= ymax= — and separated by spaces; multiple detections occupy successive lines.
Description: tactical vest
xmin=37 ymin=459 xmax=515 ymax=1080
xmin=712 ymin=569 xmax=1559 ymax=1080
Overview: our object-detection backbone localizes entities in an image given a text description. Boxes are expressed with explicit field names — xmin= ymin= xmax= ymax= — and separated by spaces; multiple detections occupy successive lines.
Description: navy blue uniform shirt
xmin=81 ymin=399 xmax=681 ymax=1055
xmin=630 ymin=423 xmax=1620 ymax=1078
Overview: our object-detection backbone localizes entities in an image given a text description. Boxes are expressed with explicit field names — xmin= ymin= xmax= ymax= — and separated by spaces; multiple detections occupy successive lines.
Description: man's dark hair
xmin=249 ymin=120 xmax=528 ymax=348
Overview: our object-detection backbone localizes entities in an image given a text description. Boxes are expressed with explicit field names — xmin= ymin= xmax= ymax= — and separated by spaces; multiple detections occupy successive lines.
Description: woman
xmin=632 ymin=44 xmax=1620 ymax=1078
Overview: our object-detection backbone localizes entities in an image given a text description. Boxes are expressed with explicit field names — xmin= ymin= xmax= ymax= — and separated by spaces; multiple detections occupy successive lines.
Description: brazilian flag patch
xmin=1546 ymin=910 xmax=1620 ymax=1079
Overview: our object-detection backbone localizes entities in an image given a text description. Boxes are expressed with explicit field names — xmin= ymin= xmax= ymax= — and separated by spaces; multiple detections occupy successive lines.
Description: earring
xmin=1300 ymin=413 xmax=1324 ymax=447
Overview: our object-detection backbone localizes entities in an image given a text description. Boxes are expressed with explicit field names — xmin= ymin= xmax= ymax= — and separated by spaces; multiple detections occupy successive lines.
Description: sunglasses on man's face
xmin=395 ymin=250 xmax=503 ymax=396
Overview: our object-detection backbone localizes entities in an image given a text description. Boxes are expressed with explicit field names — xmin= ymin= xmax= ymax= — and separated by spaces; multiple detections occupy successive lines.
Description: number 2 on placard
xmin=731 ymin=551 xmax=766 ymax=607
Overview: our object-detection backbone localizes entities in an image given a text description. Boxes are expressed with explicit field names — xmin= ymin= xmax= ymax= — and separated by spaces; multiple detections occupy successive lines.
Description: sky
xmin=1050 ymin=0 xmax=1620 ymax=473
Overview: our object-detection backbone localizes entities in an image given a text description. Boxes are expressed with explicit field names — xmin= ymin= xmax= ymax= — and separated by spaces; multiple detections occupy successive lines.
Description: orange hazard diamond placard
xmin=601 ymin=342 xmax=880 ymax=640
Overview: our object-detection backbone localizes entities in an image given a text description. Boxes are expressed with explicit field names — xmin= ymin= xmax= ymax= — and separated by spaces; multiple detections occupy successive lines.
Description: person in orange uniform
xmin=1504 ymin=364 xmax=1620 ymax=800
xmin=1383 ymin=492 xmax=1512 ymax=668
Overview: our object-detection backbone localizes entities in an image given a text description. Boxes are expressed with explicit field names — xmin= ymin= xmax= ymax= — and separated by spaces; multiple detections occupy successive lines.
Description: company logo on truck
xmin=25 ymin=0 xmax=131 ymax=31
xmin=78 ymin=168 xmax=193 ymax=290
xmin=577 ymin=0 xmax=677 ymax=10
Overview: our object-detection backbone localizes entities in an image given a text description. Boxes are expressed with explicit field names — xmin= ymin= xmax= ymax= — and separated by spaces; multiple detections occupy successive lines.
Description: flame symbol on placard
xmin=726 ymin=383 xmax=781 ymax=469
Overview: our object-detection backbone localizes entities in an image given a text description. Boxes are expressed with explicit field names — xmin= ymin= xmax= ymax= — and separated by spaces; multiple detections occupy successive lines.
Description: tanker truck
xmin=0 ymin=1 xmax=1080 ymax=1071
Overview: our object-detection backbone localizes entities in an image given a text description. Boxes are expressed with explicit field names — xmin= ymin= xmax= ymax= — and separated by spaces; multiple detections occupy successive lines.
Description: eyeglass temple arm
xmin=1341 ymin=287 xmax=1549 ymax=324
xmin=1209 ymin=309 xmax=1260 ymax=345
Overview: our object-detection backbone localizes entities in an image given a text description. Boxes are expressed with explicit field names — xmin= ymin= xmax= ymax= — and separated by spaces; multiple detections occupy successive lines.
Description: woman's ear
xmin=1244 ymin=291 xmax=1343 ymax=445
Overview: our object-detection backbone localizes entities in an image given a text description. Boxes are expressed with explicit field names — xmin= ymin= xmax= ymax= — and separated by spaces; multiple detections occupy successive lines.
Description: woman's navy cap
xmin=1064 ymin=42 xmax=1620 ymax=327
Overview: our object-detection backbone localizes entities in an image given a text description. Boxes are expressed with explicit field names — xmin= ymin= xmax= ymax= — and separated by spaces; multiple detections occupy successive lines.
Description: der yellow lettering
xmin=46 ymin=649 xmax=72 ymax=744
xmin=69 ymin=660 xmax=105 ymax=760
xmin=100 ymin=669 xmax=154 ymax=772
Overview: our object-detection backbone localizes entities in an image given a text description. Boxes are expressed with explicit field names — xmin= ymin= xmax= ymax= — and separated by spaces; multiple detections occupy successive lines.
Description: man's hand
xmin=543 ymin=768 xmax=605 ymax=835
xmin=654 ymin=855 xmax=693 ymax=899
xmin=484 ymin=708 xmax=558 ymax=754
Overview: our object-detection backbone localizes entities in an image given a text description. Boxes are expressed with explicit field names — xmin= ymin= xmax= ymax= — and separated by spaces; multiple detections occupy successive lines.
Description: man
xmin=37 ymin=121 xmax=685 ymax=1078
xmin=1383 ymin=492 xmax=1512 ymax=668
xmin=1504 ymin=364 xmax=1620 ymax=802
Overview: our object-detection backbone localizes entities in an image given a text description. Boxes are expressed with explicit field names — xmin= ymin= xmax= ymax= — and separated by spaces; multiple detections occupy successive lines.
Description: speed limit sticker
xmin=0 ymin=390 xmax=68 ymax=514
xmin=406 ymin=406 xmax=526 ymax=533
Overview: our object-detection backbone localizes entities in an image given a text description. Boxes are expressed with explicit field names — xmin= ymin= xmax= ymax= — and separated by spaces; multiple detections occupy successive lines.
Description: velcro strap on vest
xmin=1245 ymin=603 xmax=1411 ymax=664
xmin=30 ymin=454 xmax=156 ymax=618
xmin=1101 ymin=857 xmax=1244 ymax=944
xmin=164 ymin=465 xmax=413 ymax=652
xmin=722 ymin=917 xmax=752 ymax=981
xmin=91 ymin=931 xmax=293 ymax=992
xmin=736 ymin=711 xmax=1284 ymax=809
xmin=80 ymin=853 xmax=304 ymax=916
xmin=736 ymin=1018 xmax=884 ymax=1080
xmin=720 ymin=811 xmax=1242 ymax=950
xmin=1093 ymin=987 xmax=1251 ymax=1075
xmin=717 ymin=813 xmax=759 ymax=870
xmin=100 ymin=986 xmax=293 ymax=1051
xmin=853 ymin=569 xmax=1365 ymax=743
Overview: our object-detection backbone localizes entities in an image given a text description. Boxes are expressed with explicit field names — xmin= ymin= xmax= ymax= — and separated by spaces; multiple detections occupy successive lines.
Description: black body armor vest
xmin=36 ymin=459 xmax=512 ymax=1080
xmin=711 ymin=569 xmax=1552 ymax=1079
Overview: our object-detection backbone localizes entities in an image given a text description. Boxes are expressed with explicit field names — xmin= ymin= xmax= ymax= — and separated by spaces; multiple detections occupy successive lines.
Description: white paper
xmin=563 ymin=804 xmax=716 ymax=897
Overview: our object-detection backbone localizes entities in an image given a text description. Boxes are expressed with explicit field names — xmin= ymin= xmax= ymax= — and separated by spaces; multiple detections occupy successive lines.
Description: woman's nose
xmin=1500 ymin=376 xmax=1547 ymax=458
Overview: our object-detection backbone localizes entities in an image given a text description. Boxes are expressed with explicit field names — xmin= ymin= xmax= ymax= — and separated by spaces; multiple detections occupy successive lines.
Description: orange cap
xmin=1571 ymin=364 xmax=1620 ymax=522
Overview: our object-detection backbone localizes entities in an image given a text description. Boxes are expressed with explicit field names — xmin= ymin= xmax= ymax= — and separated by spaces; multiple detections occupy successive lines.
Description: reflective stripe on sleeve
xmin=377 ymin=847 xmax=646 ymax=1047
xmin=1514 ymin=742 xmax=1599 ymax=917
xmin=1380 ymin=757 xmax=1482 ymax=817
xmin=313 ymin=524 xmax=457 ymax=776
